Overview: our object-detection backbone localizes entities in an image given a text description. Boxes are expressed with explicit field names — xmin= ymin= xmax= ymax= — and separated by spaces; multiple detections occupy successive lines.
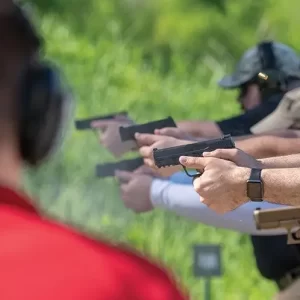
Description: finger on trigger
xmin=114 ymin=170 xmax=133 ymax=183
xmin=91 ymin=120 xmax=114 ymax=130
xmin=133 ymin=165 xmax=145 ymax=174
xmin=135 ymin=133 xmax=159 ymax=146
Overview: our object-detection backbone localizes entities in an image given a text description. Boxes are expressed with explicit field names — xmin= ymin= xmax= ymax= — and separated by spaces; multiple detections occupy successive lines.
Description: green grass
xmin=21 ymin=0 xmax=300 ymax=298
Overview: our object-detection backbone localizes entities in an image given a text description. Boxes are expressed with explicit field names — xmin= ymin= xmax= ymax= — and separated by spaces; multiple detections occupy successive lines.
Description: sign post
xmin=193 ymin=244 xmax=222 ymax=300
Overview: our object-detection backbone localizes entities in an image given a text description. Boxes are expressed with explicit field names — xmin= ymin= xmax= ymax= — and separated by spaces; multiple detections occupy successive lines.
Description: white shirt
xmin=150 ymin=172 xmax=290 ymax=235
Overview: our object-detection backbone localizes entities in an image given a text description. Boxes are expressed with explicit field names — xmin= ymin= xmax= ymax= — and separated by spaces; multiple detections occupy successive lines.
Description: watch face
xmin=247 ymin=181 xmax=263 ymax=201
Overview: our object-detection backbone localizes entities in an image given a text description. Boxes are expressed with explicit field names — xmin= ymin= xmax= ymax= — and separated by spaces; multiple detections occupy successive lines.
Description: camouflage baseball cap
xmin=251 ymin=87 xmax=300 ymax=133
xmin=218 ymin=42 xmax=300 ymax=89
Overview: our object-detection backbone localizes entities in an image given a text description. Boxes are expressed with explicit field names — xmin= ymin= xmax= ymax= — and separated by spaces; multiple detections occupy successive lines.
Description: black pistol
xmin=119 ymin=117 xmax=176 ymax=141
xmin=75 ymin=111 xmax=128 ymax=130
xmin=153 ymin=134 xmax=235 ymax=177
xmin=95 ymin=157 xmax=144 ymax=178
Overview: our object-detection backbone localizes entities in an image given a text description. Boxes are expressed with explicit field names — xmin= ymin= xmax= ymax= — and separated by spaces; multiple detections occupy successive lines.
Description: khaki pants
xmin=274 ymin=279 xmax=300 ymax=300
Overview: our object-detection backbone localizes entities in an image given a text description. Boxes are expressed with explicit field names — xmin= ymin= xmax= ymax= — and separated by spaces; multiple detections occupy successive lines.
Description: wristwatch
xmin=247 ymin=168 xmax=263 ymax=201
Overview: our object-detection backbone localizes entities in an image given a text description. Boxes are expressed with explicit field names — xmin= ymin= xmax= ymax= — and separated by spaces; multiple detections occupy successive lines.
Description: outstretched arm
xmin=177 ymin=151 xmax=300 ymax=211
xmin=260 ymin=167 xmax=300 ymax=206
xmin=178 ymin=98 xmax=280 ymax=138
xmin=150 ymin=179 xmax=290 ymax=235
xmin=235 ymin=136 xmax=300 ymax=158
xmin=177 ymin=120 xmax=223 ymax=138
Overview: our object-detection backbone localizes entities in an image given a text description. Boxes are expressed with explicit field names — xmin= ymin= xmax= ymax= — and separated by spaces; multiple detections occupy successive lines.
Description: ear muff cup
xmin=257 ymin=41 xmax=286 ymax=93
xmin=19 ymin=62 xmax=73 ymax=166
xmin=258 ymin=41 xmax=277 ymax=71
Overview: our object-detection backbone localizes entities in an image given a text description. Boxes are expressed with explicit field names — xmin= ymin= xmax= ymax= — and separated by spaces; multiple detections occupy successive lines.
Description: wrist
xmin=227 ymin=167 xmax=251 ymax=206
xmin=257 ymin=159 xmax=267 ymax=169
xmin=236 ymin=167 xmax=251 ymax=203
xmin=256 ymin=159 xmax=267 ymax=169
xmin=260 ymin=169 xmax=268 ymax=199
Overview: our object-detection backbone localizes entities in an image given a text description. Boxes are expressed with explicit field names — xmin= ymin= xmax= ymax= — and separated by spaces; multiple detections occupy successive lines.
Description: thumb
xmin=114 ymin=114 xmax=130 ymax=122
xmin=134 ymin=165 xmax=155 ymax=176
xmin=91 ymin=120 xmax=115 ymax=130
xmin=203 ymin=148 xmax=237 ymax=162
xmin=154 ymin=129 xmax=162 ymax=135
xmin=114 ymin=170 xmax=134 ymax=183
xmin=156 ymin=127 xmax=175 ymax=136
xmin=135 ymin=133 xmax=162 ymax=146
xmin=179 ymin=156 xmax=207 ymax=171
xmin=133 ymin=165 xmax=147 ymax=174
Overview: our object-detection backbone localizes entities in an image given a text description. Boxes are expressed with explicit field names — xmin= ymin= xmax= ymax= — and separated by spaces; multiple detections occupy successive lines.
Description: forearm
xmin=236 ymin=136 xmax=300 ymax=159
xmin=259 ymin=153 xmax=300 ymax=168
xmin=261 ymin=168 xmax=300 ymax=205
xmin=234 ymin=129 xmax=300 ymax=141
xmin=190 ymin=131 xmax=300 ymax=144
xmin=177 ymin=120 xmax=222 ymax=138
xmin=150 ymin=179 xmax=289 ymax=235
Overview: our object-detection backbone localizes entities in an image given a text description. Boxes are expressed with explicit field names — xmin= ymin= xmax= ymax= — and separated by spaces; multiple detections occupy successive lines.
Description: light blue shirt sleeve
xmin=150 ymin=178 xmax=290 ymax=236
xmin=169 ymin=171 xmax=193 ymax=185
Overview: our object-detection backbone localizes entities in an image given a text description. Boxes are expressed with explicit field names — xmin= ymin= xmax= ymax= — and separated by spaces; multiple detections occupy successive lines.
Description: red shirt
xmin=0 ymin=186 xmax=188 ymax=300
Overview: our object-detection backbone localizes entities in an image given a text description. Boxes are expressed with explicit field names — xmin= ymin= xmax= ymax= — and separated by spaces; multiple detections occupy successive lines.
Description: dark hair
xmin=0 ymin=4 xmax=43 ymax=55
xmin=13 ymin=5 xmax=43 ymax=52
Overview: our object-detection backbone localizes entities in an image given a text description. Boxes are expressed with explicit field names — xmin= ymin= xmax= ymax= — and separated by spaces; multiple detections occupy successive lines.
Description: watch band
xmin=247 ymin=168 xmax=263 ymax=202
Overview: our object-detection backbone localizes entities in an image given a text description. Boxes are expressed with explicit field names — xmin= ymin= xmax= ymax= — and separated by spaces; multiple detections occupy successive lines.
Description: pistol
xmin=95 ymin=157 xmax=144 ymax=178
xmin=254 ymin=207 xmax=300 ymax=244
xmin=75 ymin=111 xmax=128 ymax=130
xmin=153 ymin=134 xmax=235 ymax=177
xmin=119 ymin=117 xmax=176 ymax=141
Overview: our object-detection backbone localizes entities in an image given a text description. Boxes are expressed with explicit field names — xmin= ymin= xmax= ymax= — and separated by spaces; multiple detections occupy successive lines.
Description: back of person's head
xmin=0 ymin=3 xmax=41 ymax=121
xmin=217 ymin=41 xmax=300 ymax=111
xmin=0 ymin=2 xmax=72 ymax=172
xmin=218 ymin=41 xmax=300 ymax=90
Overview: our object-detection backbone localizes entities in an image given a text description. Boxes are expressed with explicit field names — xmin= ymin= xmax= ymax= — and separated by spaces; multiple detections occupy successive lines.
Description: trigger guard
xmin=193 ymin=169 xmax=202 ymax=177
xmin=180 ymin=164 xmax=202 ymax=178
xmin=192 ymin=171 xmax=201 ymax=185
xmin=193 ymin=170 xmax=202 ymax=179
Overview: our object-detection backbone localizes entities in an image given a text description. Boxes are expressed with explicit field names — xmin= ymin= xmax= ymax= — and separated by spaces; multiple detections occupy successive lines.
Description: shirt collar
xmin=0 ymin=185 xmax=38 ymax=214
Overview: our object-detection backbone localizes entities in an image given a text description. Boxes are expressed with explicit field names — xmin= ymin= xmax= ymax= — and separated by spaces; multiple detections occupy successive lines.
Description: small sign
xmin=193 ymin=244 xmax=222 ymax=277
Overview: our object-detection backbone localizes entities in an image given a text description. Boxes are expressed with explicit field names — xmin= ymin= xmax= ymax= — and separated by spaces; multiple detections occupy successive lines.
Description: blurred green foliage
xmin=22 ymin=0 xmax=300 ymax=299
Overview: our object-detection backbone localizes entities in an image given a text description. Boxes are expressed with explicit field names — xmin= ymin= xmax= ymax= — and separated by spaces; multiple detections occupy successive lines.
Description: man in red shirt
xmin=0 ymin=2 xmax=188 ymax=299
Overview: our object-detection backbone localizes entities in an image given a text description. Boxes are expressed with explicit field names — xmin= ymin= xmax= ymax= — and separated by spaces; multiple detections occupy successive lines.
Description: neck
xmin=0 ymin=143 xmax=21 ymax=190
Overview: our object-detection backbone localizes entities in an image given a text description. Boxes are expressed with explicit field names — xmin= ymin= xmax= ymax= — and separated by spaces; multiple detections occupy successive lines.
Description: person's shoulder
xmin=107 ymin=242 xmax=188 ymax=299
xmin=263 ymin=92 xmax=284 ymax=104
xmin=37 ymin=218 xmax=188 ymax=299
xmin=0 ymin=188 xmax=187 ymax=298
xmin=284 ymin=87 xmax=300 ymax=101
